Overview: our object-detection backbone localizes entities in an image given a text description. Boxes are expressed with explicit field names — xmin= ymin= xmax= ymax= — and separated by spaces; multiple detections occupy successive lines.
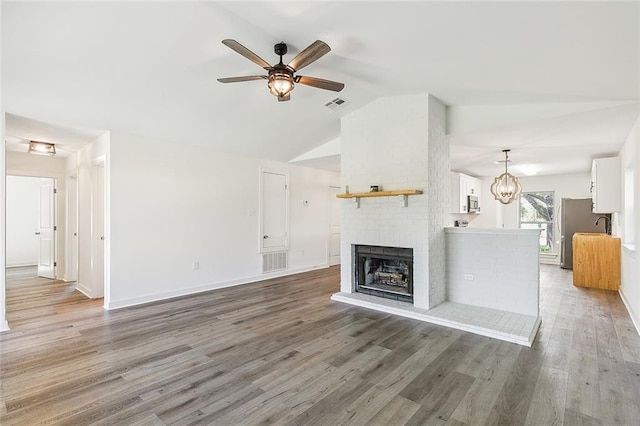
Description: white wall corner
xmin=289 ymin=137 xmax=341 ymax=163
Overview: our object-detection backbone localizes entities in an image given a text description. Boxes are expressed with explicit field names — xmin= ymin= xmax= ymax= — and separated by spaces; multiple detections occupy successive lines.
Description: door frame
xmin=328 ymin=185 xmax=341 ymax=266
xmin=37 ymin=177 xmax=56 ymax=279
xmin=258 ymin=167 xmax=289 ymax=253
xmin=65 ymin=174 xmax=78 ymax=282
xmin=91 ymin=158 xmax=105 ymax=299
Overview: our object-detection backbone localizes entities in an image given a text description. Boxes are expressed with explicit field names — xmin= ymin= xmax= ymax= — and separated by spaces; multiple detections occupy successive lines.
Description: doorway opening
xmin=6 ymin=175 xmax=59 ymax=279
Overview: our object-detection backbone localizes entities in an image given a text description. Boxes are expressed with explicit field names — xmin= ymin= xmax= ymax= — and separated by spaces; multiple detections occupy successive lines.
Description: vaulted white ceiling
xmin=3 ymin=1 xmax=639 ymax=176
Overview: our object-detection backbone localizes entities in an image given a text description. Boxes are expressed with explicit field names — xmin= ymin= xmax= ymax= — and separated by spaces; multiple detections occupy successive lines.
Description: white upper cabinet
xmin=591 ymin=157 xmax=620 ymax=213
xmin=451 ymin=172 xmax=482 ymax=214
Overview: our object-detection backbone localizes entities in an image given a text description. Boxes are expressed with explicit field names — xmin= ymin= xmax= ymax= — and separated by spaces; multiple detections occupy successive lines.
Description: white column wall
xmin=67 ymin=132 xmax=109 ymax=298
xmin=340 ymin=94 xmax=449 ymax=310
xmin=427 ymin=95 xmax=449 ymax=307
xmin=619 ymin=116 xmax=640 ymax=333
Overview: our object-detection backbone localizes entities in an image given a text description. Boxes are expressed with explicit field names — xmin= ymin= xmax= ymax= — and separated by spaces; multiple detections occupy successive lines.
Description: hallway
xmin=4 ymin=266 xmax=101 ymax=328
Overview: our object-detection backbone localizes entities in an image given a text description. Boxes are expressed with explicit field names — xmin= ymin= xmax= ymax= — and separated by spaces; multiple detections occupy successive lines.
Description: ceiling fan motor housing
xmin=274 ymin=42 xmax=288 ymax=57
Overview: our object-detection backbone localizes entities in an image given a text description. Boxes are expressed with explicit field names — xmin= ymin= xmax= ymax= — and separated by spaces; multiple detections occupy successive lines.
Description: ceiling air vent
xmin=324 ymin=97 xmax=350 ymax=111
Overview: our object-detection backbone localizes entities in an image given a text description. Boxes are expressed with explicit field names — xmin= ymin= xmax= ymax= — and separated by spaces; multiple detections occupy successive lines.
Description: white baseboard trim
xmin=331 ymin=292 xmax=540 ymax=347
xmin=105 ymin=264 xmax=329 ymax=310
xmin=0 ymin=319 xmax=9 ymax=332
xmin=75 ymin=283 xmax=96 ymax=299
xmin=619 ymin=288 xmax=640 ymax=336
xmin=6 ymin=263 xmax=37 ymax=268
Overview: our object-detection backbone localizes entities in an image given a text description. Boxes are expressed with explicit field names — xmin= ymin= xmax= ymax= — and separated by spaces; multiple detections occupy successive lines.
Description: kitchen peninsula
xmin=445 ymin=227 xmax=541 ymax=317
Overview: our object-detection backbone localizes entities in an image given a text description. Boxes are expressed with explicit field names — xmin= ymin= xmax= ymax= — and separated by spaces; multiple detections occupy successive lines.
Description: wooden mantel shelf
xmin=336 ymin=189 xmax=422 ymax=199
xmin=336 ymin=189 xmax=422 ymax=208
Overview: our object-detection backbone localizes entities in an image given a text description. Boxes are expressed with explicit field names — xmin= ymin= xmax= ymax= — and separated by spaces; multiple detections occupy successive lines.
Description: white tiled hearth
xmin=331 ymin=292 xmax=540 ymax=346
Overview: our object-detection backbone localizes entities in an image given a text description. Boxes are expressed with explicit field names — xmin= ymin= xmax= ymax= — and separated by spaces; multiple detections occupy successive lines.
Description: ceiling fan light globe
xmin=268 ymin=73 xmax=294 ymax=98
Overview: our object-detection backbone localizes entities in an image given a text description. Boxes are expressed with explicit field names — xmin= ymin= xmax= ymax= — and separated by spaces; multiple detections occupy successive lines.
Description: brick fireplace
xmin=338 ymin=94 xmax=449 ymax=310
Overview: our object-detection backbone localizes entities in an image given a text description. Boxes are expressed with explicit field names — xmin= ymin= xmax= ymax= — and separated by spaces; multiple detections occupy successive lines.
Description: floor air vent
xmin=262 ymin=251 xmax=288 ymax=273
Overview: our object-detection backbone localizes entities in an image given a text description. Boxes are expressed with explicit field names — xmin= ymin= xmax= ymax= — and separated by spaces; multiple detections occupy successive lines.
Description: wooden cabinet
xmin=591 ymin=157 xmax=620 ymax=213
xmin=451 ymin=172 xmax=481 ymax=213
xmin=573 ymin=233 xmax=620 ymax=290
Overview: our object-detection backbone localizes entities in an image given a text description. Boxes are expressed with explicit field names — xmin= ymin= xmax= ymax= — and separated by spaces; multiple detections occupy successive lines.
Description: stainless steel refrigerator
xmin=559 ymin=198 xmax=607 ymax=269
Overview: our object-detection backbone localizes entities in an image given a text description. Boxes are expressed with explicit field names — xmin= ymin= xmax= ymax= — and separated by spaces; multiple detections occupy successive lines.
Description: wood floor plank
xmin=597 ymin=351 xmax=640 ymax=425
xmin=483 ymin=344 xmax=545 ymax=425
xmin=365 ymin=395 xmax=421 ymax=426
xmin=565 ymin=351 xmax=602 ymax=419
xmin=449 ymin=351 xmax=518 ymax=425
xmin=403 ymin=371 xmax=475 ymax=425
xmin=2 ymin=264 xmax=639 ymax=425
xmin=563 ymin=407 xmax=603 ymax=426
xmin=523 ymin=367 xmax=567 ymax=426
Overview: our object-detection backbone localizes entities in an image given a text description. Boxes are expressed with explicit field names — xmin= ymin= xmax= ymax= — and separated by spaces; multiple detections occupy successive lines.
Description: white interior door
xmin=328 ymin=186 xmax=341 ymax=265
xmin=37 ymin=178 xmax=55 ymax=279
xmin=261 ymin=171 xmax=288 ymax=251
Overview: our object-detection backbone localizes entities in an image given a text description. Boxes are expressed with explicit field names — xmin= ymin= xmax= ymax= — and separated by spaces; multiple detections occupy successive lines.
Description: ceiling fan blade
xmin=222 ymin=39 xmax=272 ymax=70
xmin=287 ymin=40 xmax=330 ymax=72
xmin=296 ymin=76 xmax=344 ymax=92
xmin=217 ymin=75 xmax=266 ymax=83
xmin=278 ymin=93 xmax=291 ymax=102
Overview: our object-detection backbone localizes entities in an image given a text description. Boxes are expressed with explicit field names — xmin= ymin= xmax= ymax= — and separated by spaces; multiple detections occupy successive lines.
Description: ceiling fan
xmin=217 ymin=39 xmax=345 ymax=102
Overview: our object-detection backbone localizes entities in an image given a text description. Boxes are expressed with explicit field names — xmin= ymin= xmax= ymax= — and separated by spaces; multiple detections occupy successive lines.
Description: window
xmin=520 ymin=191 xmax=555 ymax=253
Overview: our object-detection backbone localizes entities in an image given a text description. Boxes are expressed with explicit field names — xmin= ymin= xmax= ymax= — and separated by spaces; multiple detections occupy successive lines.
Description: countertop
xmin=444 ymin=227 xmax=541 ymax=236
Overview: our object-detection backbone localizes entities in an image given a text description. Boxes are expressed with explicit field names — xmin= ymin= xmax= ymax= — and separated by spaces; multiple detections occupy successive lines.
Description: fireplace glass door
xmin=354 ymin=245 xmax=413 ymax=302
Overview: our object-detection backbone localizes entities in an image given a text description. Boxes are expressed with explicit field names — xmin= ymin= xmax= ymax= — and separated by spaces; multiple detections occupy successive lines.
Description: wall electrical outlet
xmin=463 ymin=273 xmax=474 ymax=281
xmin=193 ymin=261 xmax=200 ymax=270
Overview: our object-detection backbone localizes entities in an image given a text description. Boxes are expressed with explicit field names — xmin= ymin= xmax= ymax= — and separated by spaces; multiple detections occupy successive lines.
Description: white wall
xmin=1 ymin=109 xmax=7 ymax=331
xmin=618 ymin=116 xmax=640 ymax=333
xmin=6 ymin=152 xmax=68 ymax=278
xmin=6 ymin=176 xmax=41 ymax=267
xmin=66 ymin=133 xmax=109 ymax=298
xmin=446 ymin=228 xmax=540 ymax=316
xmin=107 ymin=131 xmax=339 ymax=309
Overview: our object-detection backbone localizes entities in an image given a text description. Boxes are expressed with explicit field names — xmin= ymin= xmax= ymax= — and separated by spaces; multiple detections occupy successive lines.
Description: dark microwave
xmin=467 ymin=195 xmax=480 ymax=213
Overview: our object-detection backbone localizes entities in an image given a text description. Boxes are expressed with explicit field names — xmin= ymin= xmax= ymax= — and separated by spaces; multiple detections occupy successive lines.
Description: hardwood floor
xmin=1 ymin=265 xmax=639 ymax=425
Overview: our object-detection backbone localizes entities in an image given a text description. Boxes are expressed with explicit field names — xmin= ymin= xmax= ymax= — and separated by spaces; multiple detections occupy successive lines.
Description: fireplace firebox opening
xmin=353 ymin=245 xmax=413 ymax=303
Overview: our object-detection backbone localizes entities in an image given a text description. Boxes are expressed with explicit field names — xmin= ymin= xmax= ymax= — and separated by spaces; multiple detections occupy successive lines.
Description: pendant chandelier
xmin=490 ymin=149 xmax=522 ymax=204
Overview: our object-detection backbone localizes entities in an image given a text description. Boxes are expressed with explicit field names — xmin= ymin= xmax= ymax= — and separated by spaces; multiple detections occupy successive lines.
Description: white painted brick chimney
xmin=339 ymin=94 xmax=449 ymax=310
